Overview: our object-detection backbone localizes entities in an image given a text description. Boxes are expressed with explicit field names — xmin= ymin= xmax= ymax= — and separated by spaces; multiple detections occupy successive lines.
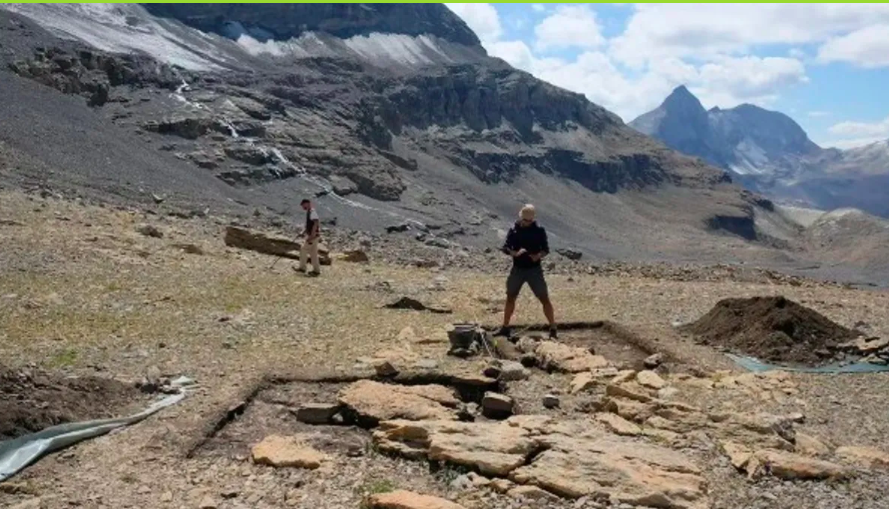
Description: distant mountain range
xmin=630 ymin=86 xmax=889 ymax=218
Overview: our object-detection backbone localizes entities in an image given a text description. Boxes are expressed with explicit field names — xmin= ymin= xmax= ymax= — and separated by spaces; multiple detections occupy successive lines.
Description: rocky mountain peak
xmin=663 ymin=85 xmax=705 ymax=112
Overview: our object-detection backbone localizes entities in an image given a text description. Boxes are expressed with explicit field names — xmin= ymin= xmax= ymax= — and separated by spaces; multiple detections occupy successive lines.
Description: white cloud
xmin=823 ymin=115 xmax=889 ymax=149
xmin=610 ymin=4 xmax=889 ymax=67
xmin=696 ymin=56 xmax=808 ymax=102
xmin=534 ymin=5 xmax=605 ymax=51
xmin=445 ymin=3 xmax=502 ymax=43
xmin=829 ymin=116 xmax=889 ymax=138
xmin=818 ymin=25 xmax=889 ymax=68
xmin=822 ymin=136 xmax=887 ymax=150
xmin=808 ymin=111 xmax=831 ymax=118
xmin=531 ymin=4 xmax=546 ymax=13
xmin=448 ymin=2 xmax=867 ymax=130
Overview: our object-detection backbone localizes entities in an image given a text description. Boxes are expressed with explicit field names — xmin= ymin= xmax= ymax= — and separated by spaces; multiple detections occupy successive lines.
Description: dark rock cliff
xmin=142 ymin=3 xmax=482 ymax=47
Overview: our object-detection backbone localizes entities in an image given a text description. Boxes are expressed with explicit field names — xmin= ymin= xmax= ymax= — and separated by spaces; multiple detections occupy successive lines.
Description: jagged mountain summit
xmin=631 ymin=86 xmax=889 ymax=218
xmin=7 ymin=2 xmax=888 ymax=284
xmin=630 ymin=85 xmax=820 ymax=178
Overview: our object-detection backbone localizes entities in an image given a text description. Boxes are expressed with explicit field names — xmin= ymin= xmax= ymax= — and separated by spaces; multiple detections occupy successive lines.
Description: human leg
xmin=309 ymin=240 xmax=320 ymax=274
xmin=497 ymin=269 xmax=525 ymax=336
xmin=299 ymin=239 xmax=309 ymax=271
xmin=527 ymin=267 xmax=556 ymax=336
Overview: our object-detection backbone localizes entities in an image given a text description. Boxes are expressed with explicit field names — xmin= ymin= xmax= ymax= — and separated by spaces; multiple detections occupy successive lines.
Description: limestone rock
xmin=836 ymin=446 xmax=889 ymax=469
xmin=374 ymin=359 xmax=399 ymax=377
xmin=570 ymin=372 xmax=596 ymax=394
xmin=491 ymin=360 xmax=530 ymax=381
xmin=373 ymin=419 xmax=538 ymax=476
xmin=606 ymin=382 xmax=654 ymax=403
xmin=543 ymin=394 xmax=560 ymax=409
xmin=795 ymin=433 xmax=830 ymax=457
xmin=720 ymin=440 xmax=753 ymax=470
xmin=376 ymin=416 xmax=707 ymax=508
xmin=512 ymin=430 xmax=708 ymax=508
xmin=644 ymin=353 xmax=665 ymax=369
xmin=489 ymin=478 xmax=515 ymax=493
xmin=251 ymin=435 xmax=327 ymax=469
xmin=611 ymin=370 xmax=638 ymax=385
xmin=339 ymin=380 xmax=459 ymax=425
xmin=366 ymin=490 xmax=465 ymax=509
xmin=198 ymin=496 xmax=218 ymax=509
xmin=596 ymin=413 xmax=642 ymax=436
xmin=535 ymin=341 xmax=610 ymax=372
xmin=637 ymin=370 xmax=667 ymax=390
xmin=294 ymin=403 xmax=341 ymax=425
xmin=507 ymin=485 xmax=558 ymax=501
xmin=604 ymin=397 xmax=654 ymax=423
xmin=749 ymin=449 xmax=850 ymax=480
xmin=481 ymin=392 xmax=514 ymax=419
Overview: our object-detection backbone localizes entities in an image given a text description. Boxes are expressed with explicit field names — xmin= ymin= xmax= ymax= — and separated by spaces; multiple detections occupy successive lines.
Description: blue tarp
xmin=727 ymin=353 xmax=889 ymax=374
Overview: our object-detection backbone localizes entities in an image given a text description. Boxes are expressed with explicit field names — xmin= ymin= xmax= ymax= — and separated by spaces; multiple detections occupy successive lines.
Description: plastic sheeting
xmin=727 ymin=353 xmax=889 ymax=374
xmin=0 ymin=377 xmax=194 ymax=482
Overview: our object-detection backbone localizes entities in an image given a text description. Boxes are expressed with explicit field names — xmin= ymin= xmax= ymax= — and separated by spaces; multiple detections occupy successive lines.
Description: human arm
xmin=501 ymin=227 xmax=526 ymax=257
xmin=305 ymin=210 xmax=320 ymax=241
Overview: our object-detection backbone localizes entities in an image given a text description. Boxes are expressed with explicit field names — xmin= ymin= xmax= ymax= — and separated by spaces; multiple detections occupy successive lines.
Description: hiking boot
xmin=292 ymin=266 xmax=306 ymax=273
xmin=493 ymin=326 xmax=512 ymax=338
xmin=548 ymin=327 xmax=558 ymax=340
xmin=306 ymin=270 xmax=321 ymax=277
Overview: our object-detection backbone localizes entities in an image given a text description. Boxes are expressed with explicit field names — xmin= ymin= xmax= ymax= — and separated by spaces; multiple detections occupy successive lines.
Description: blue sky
xmin=446 ymin=3 xmax=889 ymax=149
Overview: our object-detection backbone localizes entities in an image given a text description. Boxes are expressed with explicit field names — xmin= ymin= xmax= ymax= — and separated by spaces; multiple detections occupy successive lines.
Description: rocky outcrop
xmin=8 ymin=46 xmax=185 ymax=106
xmin=143 ymin=4 xmax=482 ymax=47
xmin=374 ymin=416 xmax=709 ymax=508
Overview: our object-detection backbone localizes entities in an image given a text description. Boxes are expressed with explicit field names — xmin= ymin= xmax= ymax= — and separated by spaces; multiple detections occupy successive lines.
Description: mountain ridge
xmin=630 ymin=85 xmax=889 ymax=217
xmin=4 ymin=3 xmax=889 ymax=286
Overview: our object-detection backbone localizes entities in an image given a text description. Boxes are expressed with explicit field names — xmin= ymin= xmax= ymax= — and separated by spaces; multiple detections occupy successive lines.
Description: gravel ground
xmin=1 ymin=189 xmax=889 ymax=509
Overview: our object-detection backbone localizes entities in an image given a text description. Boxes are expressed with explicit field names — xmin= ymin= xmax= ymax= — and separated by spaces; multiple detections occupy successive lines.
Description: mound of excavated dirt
xmin=682 ymin=296 xmax=861 ymax=365
xmin=0 ymin=365 xmax=144 ymax=440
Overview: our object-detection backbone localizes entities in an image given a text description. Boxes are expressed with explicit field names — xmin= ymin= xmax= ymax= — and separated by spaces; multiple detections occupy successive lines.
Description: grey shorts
xmin=506 ymin=266 xmax=549 ymax=300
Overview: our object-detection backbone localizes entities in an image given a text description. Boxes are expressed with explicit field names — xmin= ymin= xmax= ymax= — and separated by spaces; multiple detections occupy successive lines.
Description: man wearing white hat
xmin=495 ymin=204 xmax=557 ymax=339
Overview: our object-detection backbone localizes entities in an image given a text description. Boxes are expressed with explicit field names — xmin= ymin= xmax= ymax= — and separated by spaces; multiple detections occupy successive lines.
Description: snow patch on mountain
xmin=0 ymin=3 xmax=237 ymax=70
xmin=3 ymin=3 xmax=473 ymax=73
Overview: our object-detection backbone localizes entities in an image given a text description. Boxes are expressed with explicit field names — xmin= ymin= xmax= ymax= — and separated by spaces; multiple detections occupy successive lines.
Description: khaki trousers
xmin=299 ymin=239 xmax=320 ymax=273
